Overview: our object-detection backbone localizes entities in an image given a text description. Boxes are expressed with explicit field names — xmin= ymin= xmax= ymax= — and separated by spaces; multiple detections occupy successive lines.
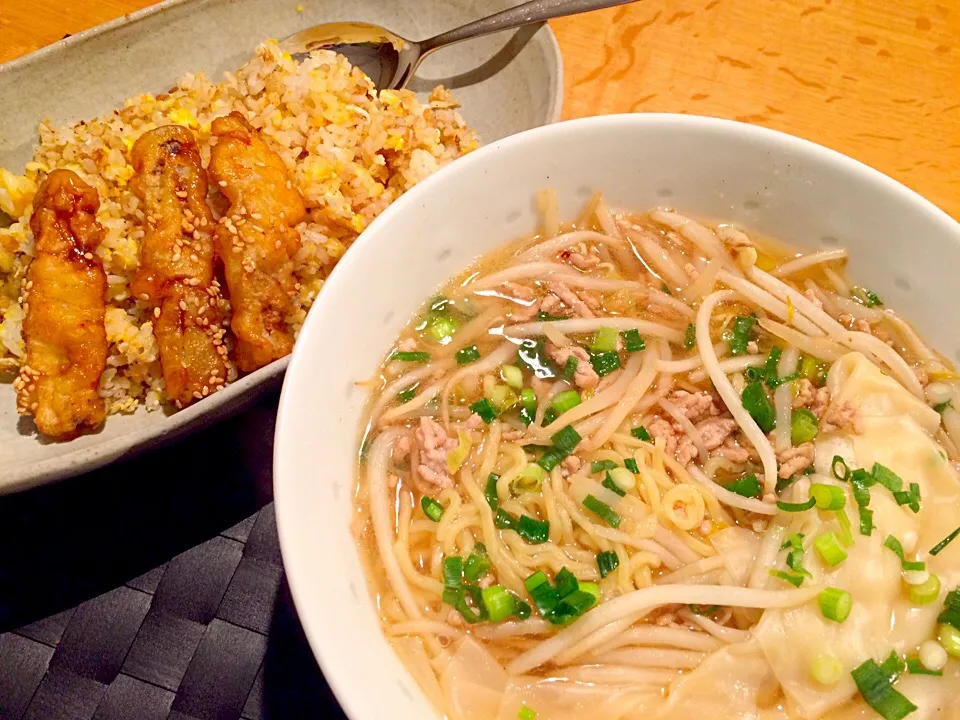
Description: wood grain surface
xmin=1 ymin=0 xmax=958 ymax=218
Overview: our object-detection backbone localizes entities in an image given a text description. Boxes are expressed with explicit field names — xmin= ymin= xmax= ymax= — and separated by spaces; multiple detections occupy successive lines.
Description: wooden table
xmin=2 ymin=0 xmax=958 ymax=218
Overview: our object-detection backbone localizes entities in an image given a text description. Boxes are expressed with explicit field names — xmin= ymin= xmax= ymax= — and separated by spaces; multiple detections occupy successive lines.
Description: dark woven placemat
xmin=0 ymin=390 xmax=347 ymax=720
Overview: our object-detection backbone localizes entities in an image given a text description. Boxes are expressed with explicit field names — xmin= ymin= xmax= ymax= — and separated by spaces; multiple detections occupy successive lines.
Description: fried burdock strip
xmin=130 ymin=125 xmax=228 ymax=408
xmin=207 ymin=112 xmax=306 ymax=372
xmin=14 ymin=170 xmax=107 ymax=438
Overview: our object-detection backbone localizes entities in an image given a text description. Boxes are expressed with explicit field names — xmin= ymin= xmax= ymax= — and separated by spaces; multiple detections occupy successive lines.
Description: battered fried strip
xmin=130 ymin=125 xmax=228 ymax=408
xmin=14 ymin=170 xmax=107 ymax=438
xmin=207 ymin=112 xmax=306 ymax=372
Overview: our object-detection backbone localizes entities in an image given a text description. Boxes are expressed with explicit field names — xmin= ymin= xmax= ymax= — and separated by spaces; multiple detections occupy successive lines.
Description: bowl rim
xmin=273 ymin=112 xmax=960 ymax=720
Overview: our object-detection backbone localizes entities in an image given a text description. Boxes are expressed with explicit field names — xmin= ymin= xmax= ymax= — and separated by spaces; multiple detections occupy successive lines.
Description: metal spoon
xmin=280 ymin=0 xmax=638 ymax=90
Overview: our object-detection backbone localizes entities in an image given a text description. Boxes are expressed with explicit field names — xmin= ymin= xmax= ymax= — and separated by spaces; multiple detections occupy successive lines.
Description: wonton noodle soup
xmin=354 ymin=192 xmax=960 ymax=720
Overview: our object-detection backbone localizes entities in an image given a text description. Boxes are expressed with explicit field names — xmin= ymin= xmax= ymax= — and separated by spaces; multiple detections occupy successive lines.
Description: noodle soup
xmin=354 ymin=193 xmax=960 ymax=719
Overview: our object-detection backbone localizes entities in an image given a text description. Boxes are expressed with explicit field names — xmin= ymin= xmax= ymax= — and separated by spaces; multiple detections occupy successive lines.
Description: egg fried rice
xmin=0 ymin=40 xmax=476 ymax=415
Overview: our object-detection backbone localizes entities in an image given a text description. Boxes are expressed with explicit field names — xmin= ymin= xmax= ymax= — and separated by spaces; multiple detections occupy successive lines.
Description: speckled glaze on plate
xmin=0 ymin=0 xmax=562 ymax=493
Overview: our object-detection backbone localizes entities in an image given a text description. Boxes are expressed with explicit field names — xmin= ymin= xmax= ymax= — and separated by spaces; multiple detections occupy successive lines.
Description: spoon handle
xmin=419 ymin=0 xmax=639 ymax=55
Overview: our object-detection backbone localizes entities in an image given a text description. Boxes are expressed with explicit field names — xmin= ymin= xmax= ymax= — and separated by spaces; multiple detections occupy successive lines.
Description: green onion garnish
xmin=744 ymin=365 xmax=764 ymax=383
xmin=536 ymin=311 xmax=569 ymax=322
xmin=517 ymin=337 xmax=556 ymax=379
xmin=777 ymin=497 xmax=817 ymax=512
xmin=519 ymin=388 xmax=537 ymax=426
xmin=769 ymin=569 xmax=804 ymax=587
xmin=397 ymin=387 xmax=416 ymax=403
xmin=906 ymin=657 xmax=943 ymax=677
xmin=550 ymin=389 xmax=581 ymax=415
xmin=583 ymin=495 xmax=621 ymax=528
xmin=937 ymin=587 xmax=960 ymax=632
xmin=781 ymin=533 xmax=812 ymax=580
xmin=660 ymin=282 xmax=672 ymax=295
xmin=852 ymin=286 xmax=883 ymax=308
xmin=464 ymin=544 xmax=491 ymax=582
xmin=791 ymin=408 xmax=820 ymax=444
xmin=485 ymin=473 xmax=500 ymax=511
xmin=555 ymin=568 xmax=578 ymax=598
xmin=810 ymin=483 xmax=846 ymax=510
xmin=849 ymin=469 xmax=875 ymax=536
xmin=591 ymin=459 xmax=618 ymax=474
xmin=537 ymin=447 xmax=565 ymax=472
xmin=443 ymin=556 xmax=463 ymax=587
xmin=542 ymin=408 xmax=558 ymax=426
xmin=872 ymin=463 xmax=903 ymax=493
xmin=631 ymin=426 xmax=651 ymax=441
xmin=935 ymin=401 xmax=951 ymax=413
xmin=562 ymin=355 xmax=578 ymax=382
xmin=727 ymin=315 xmax=757 ymax=356
xmin=742 ymin=381 xmax=776 ymax=433
xmin=591 ymin=326 xmax=619 ymax=353
xmin=392 ymin=351 xmax=431 ymax=362
xmin=835 ymin=509 xmax=854 ymax=546
xmin=725 ymin=474 xmax=762 ymax=498
xmin=590 ymin=351 xmax=621 ymax=377
xmin=513 ymin=464 xmax=546 ymax=493
xmin=525 ymin=571 xmax=560 ymax=616
xmin=455 ymin=345 xmax=481 ymax=365
xmin=893 ymin=482 xmax=921 ymax=514
xmin=597 ymin=550 xmax=620 ymax=578
xmin=884 ymin=536 xmax=926 ymax=572
xmin=832 ymin=456 xmax=851 ymax=482
xmin=689 ymin=604 xmax=721 ymax=615
xmin=601 ymin=473 xmax=626 ymax=497
xmin=930 ymin=525 xmax=960 ymax=556
xmin=500 ymin=364 xmax=523 ymax=390
xmin=909 ymin=573 xmax=941 ymax=606
xmin=517 ymin=704 xmax=537 ymax=720
xmin=470 ymin=397 xmax=499 ymax=424
xmin=622 ymin=329 xmax=645 ymax=352
xmin=814 ymin=531 xmax=848 ymax=567
xmin=851 ymin=652 xmax=917 ymax=720
xmin=683 ymin=323 xmax=696 ymax=349
xmin=811 ymin=654 xmax=844 ymax=685
xmin=421 ymin=496 xmax=444 ymax=522
xmin=624 ymin=457 xmax=640 ymax=474
xmin=551 ymin=425 xmax=582 ymax=454
xmin=481 ymin=585 xmax=518 ymax=622
xmin=524 ymin=568 xmax=598 ymax=625
xmin=517 ymin=515 xmax=550 ymax=544
xmin=763 ymin=346 xmax=782 ymax=385
xmin=819 ymin=587 xmax=853 ymax=622
xmin=939 ymin=623 xmax=960 ymax=657
xmin=426 ymin=314 xmax=458 ymax=343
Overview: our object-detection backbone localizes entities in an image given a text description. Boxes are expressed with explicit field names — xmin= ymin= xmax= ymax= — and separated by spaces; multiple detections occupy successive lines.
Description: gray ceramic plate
xmin=0 ymin=0 xmax=562 ymax=492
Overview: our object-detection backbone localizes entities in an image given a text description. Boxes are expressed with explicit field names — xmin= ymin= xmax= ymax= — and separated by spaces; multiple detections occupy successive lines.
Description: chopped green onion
xmin=852 ymin=286 xmax=883 ymax=308
xmin=555 ymin=568 xmax=578 ymax=598
xmin=819 ymin=587 xmax=853 ymax=622
xmin=909 ymin=573 xmax=941 ymax=605
xmin=443 ymin=556 xmax=463 ymax=588
xmin=601 ymin=473 xmax=626 ymax=497
xmin=777 ymin=497 xmax=817 ymax=512
xmin=550 ymin=389 xmax=581 ymax=415
xmin=725 ymin=474 xmax=762 ymax=498
xmin=811 ymin=654 xmax=844 ymax=685
xmin=500 ymin=364 xmax=523 ymax=389
xmin=930 ymin=525 xmax=960 ymax=556
xmin=884 ymin=536 xmax=926 ymax=572
xmin=937 ymin=587 xmax=960 ymax=631
xmin=835 ymin=509 xmax=854 ymax=547
xmin=939 ymin=623 xmax=960 ymax=657
xmin=591 ymin=459 xmax=618 ymax=474
xmin=517 ymin=338 xmax=556 ymax=379
xmin=728 ymin=315 xmax=757 ymax=356
xmin=518 ymin=705 xmax=537 ymax=720
xmin=579 ymin=582 xmax=600 ymax=602
xmin=421 ymin=496 xmax=444 ymax=522
xmin=525 ymin=571 xmax=560 ymax=616
xmin=485 ymin=473 xmax=500 ymax=511
xmin=397 ymin=387 xmax=416 ymax=403
xmin=518 ymin=516 xmax=550 ymax=544
xmin=814 ymin=532 xmax=848 ymax=567
xmin=481 ymin=585 xmax=518 ymax=622
xmin=583 ymin=494 xmax=621 ymax=528
xmin=791 ymin=408 xmax=820 ymax=444
xmin=519 ymin=388 xmax=537 ymax=426
xmin=810 ymin=483 xmax=846 ymax=510
xmin=893 ymin=482 xmax=921 ymax=514
xmin=622 ymin=329 xmax=645 ymax=352
xmin=832 ymin=455 xmax=851 ymax=482
xmin=391 ymin=351 xmax=431 ymax=362
xmin=631 ymin=426 xmax=651 ymax=441
xmin=562 ymin=355 xmax=578 ymax=382
xmin=494 ymin=509 xmax=516 ymax=531
xmin=800 ymin=355 xmax=822 ymax=383
xmin=597 ymin=550 xmax=620 ymax=578
xmin=456 ymin=345 xmax=481 ymax=365
xmin=689 ymin=604 xmax=721 ymax=615
xmin=624 ymin=457 xmax=640 ymax=473
xmin=872 ymin=463 xmax=903 ymax=493
xmin=934 ymin=401 xmax=951 ymax=413
xmin=470 ymin=397 xmax=499 ymax=424
xmin=537 ymin=447 xmax=566 ymax=472
xmin=742 ymin=381 xmax=776 ymax=433
xmin=683 ymin=323 xmax=696 ymax=349
xmin=769 ymin=569 xmax=805 ymax=587
xmin=551 ymin=425 xmax=582 ymax=454
xmin=537 ymin=311 xmax=569 ymax=322
xmin=782 ymin=533 xmax=812 ymax=579
xmin=851 ymin=653 xmax=917 ymax=720
xmin=775 ymin=473 xmax=800 ymax=494
xmin=514 ymin=464 xmax=546 ymax=493
xmin=608 ymin=467 xmax=635 ymax=492
xmin=542 ymin=408 xmax=558 ymax=426
xmin=859 ymin=506 xmax=875 ymax=536
xmin=524 ymin=568 xmax=597 ymax=625
xmin=464 ymin=544 xmax=491 ymax=582
xmin=906 ymin=657 xmax=943 ymax=677
xmin=850 ymin=469 xmax=875 ymax=536
xmin=744 ymin=365 xmax=764 ymax=382
xmin=489 ymin=384 xmax=519 ymax=413
xmin=660 ymin=282 xmax=672 ymax=295
xmin=426 ymin=314 xmax=458 ymax=343
xmin=763 ymin=346 xmax=782 ymax=385
xmin=590 ymin=351 xmax=621 ymax=377
xmin=591 ymin=327 xmax=619 ymax=353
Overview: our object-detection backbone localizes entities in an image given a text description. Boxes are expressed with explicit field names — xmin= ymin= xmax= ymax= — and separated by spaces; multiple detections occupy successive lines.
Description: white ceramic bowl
xmin=273 ymin=114 xmax=960 ymax=720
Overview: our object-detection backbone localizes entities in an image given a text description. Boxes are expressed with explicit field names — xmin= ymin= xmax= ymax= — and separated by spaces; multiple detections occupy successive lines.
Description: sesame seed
xmin=84 ymin=252 xmax=94 ymax=260
xmin=154 ymin=307 xmax=161 ymax=318
xmin=218 ymin=180 xmax=227 ymax=187
xmin=179 ymin=301 xmax=188 ymax=311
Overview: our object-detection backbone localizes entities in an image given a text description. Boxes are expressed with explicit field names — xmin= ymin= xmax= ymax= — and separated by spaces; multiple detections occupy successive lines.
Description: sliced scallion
xmin=591 ymin=326 xmax=619 ymax=353
xmin=550 ymin=389 xmax=581 ymax=415
xmin=583 ymin=494 xmax=621 ymax=528
xmin=396 ymin=387 xmax=416 ymax=403
xmin=909 ymin=573 xmax=941 ymax=605
xmin=470 ymin=397 xmax=499 ymax=424
xmin=519 ymin=388 xmax=537 ymax=426
xmin=624 ymin=457 xmax=640 ymax=474
xmin=814 ymin=531 xmax=848 ymax=567
xmin=930 ymin=525 xmax=960 ymax=556
xmin=621 ymin=329 xmax=645 ymax=352
xmin=518 ymin=705 xmax=537 ymax=720
xmin=742 ymin=381 xmax=776 ymax=433
xmin=590 ymin=351 xmax=621 ymax=377
xmin=884 ymin=536 xmax=926 ymax=572
xmin=500 ymin=364 xmax=523 ymax=389
xmin=819 ymin=587 xmax=853 ymax=623
xmin=391 ymin=351 xmax=431 ymax=362
xmin=906 ymin=657 xmax=943 ymax=677
xmin=683 ymin=323 xmax=696 ymax=349
xmin=791 ymin=408 xmax=819 ymax=444
xmin=777 ymin=497 xmax=817 ymax=513
xmin=601 ymin=473 xmax=626 ymax=497
xmin=591 ymin=459 xmax=618 ymax=474
xmin=939 ymin=623 xmax=960 ymax=657
xmin=562 ymin=355 xmax=578 ymax=382
xmin=726 ymin=474 xmax=762 ymax=498
xmin=551 ymin=425 xmax=582 ymax=454
xmin=631 ymin=426 xmax=651 ymax=441
xmin=728 ymin=315 xmax=756 ymax=356
xmin=485 ymin=473 xmax=500 ymax=511
xmin=851 ymin=653 xmax=917 ymax=720
xmin=481 ymin=585 xmax=517 ymax=622
xmin=597 ymin=550 xmax=620 ymax=578
xmin=810 ymin=483 xmax=846 ymax=511
xmin=421 ymin=496 xmax=444 ymax=522
xmin=464 ymin=544 xmax=491 ymax=582
xmin=832 ymin=455 xmax=851 ymax=482
xmin=811 ymin=654 xmax=844 ymax=685
xmin=455 ymin=345 xmax=481 ymax=365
